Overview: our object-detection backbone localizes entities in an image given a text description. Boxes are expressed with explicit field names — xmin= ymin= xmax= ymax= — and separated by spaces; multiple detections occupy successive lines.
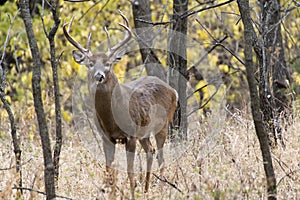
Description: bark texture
xmin=19 ymin=0 xmax=56 ymax=199
xmin=132 ymin=0 xmax=166 ymax=80
xmin=237 ymin=0 xmax=277 ymax=199
xmin=168 ymin=0 xmax=189 ymax=138
xmin=259 ymin=0 xmax=292 ymax=145
xmin=46 ymin=0 xmax=62 ymax=186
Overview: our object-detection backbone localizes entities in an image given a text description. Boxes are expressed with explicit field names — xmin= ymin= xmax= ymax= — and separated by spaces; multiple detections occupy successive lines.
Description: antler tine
xmin=118 ymin=10 xmax=129 ymax=27
xmin=106 ymin=11 xmax=132 ymax=58
xmin=63 ymin=17 xmax=93 ymax=57
xmin=86 ymin=32 xmax=92 ymax=50
xmin=104 ymin=26 xmax=111 ymax=52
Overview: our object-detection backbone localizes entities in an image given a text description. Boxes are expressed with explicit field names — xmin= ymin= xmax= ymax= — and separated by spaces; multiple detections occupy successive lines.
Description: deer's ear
xmin=72 ymin=50 xmax=89 ymax=66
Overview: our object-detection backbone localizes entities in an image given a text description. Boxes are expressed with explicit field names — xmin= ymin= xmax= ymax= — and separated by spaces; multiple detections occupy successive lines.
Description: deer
xmin=63 ymin=12 xmax=178 ymax=199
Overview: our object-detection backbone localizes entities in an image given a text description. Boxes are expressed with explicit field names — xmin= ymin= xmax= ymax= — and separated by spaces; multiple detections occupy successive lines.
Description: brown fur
xmin=92 ymin=72 xmax=177 ymax=198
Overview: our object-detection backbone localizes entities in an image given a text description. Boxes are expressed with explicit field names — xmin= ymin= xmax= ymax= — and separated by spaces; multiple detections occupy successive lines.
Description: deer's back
xmin=122 ymin=76 xmax=178 ymax=129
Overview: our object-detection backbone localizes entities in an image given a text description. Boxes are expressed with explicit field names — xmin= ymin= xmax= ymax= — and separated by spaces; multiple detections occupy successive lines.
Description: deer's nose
xmin=95 ymin=72 xmax=105 ymax=83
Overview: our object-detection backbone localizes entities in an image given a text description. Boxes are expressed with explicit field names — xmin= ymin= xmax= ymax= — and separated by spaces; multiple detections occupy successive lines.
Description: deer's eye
xmin=88 ymin=61 xmax=95 ymax=67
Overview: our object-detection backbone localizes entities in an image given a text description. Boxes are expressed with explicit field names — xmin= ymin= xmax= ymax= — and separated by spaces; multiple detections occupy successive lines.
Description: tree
xmin=259 ymin=0 xmax=292 ymax=145
xmin=0 ymin=10 xmax=22 ymax=196
xmin=18 ymin=0 xmax=58 ymax=199
xmin=237 ymin=0 xmax=277 ymax=199
xmin=44 ymin=0 xmax=62 ymax=185
xmin=132 ymin=0 xmax=166 ymax=81
xmin=168 ymin=0 xmax=189 ymax=138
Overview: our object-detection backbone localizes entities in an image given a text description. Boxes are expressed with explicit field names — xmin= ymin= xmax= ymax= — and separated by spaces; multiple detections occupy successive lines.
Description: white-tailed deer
xmin=63 ymin=12 xmax=178 ymax=199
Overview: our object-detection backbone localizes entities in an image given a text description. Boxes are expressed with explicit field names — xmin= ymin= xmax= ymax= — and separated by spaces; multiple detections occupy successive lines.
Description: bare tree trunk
xmin=0 ymin=69 xmax=22 ymax=195
xmin=168 ymin=0 xmax=188 ymax=139
xmin=258 ymin=0 xmax=278 ymax=145
xmin=237 ymin=0 xmax=277 ymax=199
xmin=0 ymin=10 xmax=22 ymax=196
xmin=259 ymin=0 xmax=292 ymax=145
xmin=18 ymin=0 xmax=56 ymax=199
xmin=46 ymin=0 xmax=62 ymax=186
xmin=132 ymin=0 xmax=166 ymax=80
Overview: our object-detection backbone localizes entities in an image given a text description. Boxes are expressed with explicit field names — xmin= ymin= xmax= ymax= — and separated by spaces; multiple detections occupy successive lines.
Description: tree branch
xmin=152 ymin=173 xmax=183 ymax=193
xmin=187 ymin=82 xmax=220 ymax=117
xmin=18 ymin=0 xmax=56 ymax=199
xmin=191 ymin=34 xmax=228 ymax=68
xmin=180 ymin=0 xmax=235 ymax=19
xmin=12 ymin=187 xmax=73 ymax=200
xmin=195 ymin=19 xmax=245 ymax=66
xmin=135 ymin=18 xmax=172 ymax=26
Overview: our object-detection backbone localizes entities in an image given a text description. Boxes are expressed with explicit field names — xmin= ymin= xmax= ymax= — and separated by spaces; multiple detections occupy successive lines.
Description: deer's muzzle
xmin=95 ymin=72 xmax=105 ymax=83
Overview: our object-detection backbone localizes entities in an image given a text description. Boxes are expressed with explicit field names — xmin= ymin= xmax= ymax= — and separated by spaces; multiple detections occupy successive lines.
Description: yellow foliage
xmin=62 ymin=109 xmax=72 ymax=123
xmin=21 ymin=71 xmax=32 ymax=86
xmin=293 ymin=72 xmax=300 ymax=85
xmin=71 ymin=60 xmax=80 ymax=72
xmin=114 ymin=55 xmax=129 ymax=81
xmin=197 ymin=29 xmax=209 ymax=41
xmin=207 ymin=54 xmax=218 ymax=67
xmin=219 ymin=64 xmax=229 ymax=73
xmin=41 ymin=90 xmax=47 ymax=102
xmin=6 ymin=96 xmax=12 ymax=105
xmin=50 ymin=105 xmax=55 ymax=118
xmin=65 ymin=61 xmax=73 ymax=77
xmin=195 ymin=80 xmax=209 ymax=95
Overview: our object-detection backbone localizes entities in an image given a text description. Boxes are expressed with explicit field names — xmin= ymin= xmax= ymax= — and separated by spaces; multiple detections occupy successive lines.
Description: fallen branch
xmin=12 ymin=187 xmax=73 ymax=200
xmin=152 ymin=173 xmax=183 ymax=193
xmin=276 ymin=167 xmax=300 ymax=187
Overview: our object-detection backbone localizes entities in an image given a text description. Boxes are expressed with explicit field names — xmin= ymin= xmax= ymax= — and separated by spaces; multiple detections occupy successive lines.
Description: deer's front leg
xmin=126 ymin=137 xmax=136 ymax=199
xmin=103 ymin=136 xmax=116 ymax=185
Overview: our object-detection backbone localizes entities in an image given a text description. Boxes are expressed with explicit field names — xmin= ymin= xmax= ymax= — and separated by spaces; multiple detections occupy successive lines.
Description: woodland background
xmin=0 ymin=0 xmax=300 ymax=199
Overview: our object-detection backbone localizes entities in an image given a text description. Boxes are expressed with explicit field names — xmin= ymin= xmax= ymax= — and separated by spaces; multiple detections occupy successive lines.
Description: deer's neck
xmin=94 ymin=73 xmax=124 ymax=134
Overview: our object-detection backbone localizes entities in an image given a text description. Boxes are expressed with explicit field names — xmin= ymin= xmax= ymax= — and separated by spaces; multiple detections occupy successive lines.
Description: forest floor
xmin=1 ymin=107 xmax=300 ymax=200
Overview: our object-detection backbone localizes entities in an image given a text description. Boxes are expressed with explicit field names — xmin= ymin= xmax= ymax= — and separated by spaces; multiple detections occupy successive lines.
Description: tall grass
xmin=0 ymin=107 xmax=299 ymax=199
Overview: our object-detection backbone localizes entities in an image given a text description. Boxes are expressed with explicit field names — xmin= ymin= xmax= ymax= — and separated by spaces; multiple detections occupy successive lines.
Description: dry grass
xmin=1 ymin=108 xmax=300 ymax=200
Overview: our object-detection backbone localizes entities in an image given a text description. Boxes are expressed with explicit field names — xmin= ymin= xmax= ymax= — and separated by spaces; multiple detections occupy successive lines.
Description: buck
xmin=63 ymin=12 xmax=178 ymax=199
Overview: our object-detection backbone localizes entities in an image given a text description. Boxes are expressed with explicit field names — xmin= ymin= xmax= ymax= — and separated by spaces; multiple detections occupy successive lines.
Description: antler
xmin=106 ymin=11 xmax=132 ymax=58
xmin=63 ymin=17 xmax=93 ymax=57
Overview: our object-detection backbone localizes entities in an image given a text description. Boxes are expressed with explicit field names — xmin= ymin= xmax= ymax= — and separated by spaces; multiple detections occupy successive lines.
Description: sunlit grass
xmin=0 ymin=108 xmax=299 ymax=199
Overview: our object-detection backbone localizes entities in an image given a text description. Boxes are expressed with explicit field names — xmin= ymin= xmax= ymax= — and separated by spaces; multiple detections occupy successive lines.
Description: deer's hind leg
xmin=139 ymin=138 xmax=155 ymax=193
xmin=155 ymin=125 xmax=168 ymax=175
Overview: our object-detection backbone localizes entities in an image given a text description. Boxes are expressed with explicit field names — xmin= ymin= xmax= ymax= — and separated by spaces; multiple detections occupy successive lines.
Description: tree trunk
xmin=0 ymin=12 xmax=22 ymax=196
xmin=18 ymin=0 xmax=56 ymax=199
xmin=259 ymin=0 xmax=292 ymax=145
xmin=168 ymin=0 xmax=188 ymax=139
xmin=0 ymin=68 xmax=22 ymax=195
xmin=47 ymin=0 xmax=62 ymax=187
xmin=132 ymin=0 xmax=166 ymax=81
xmin=237 ymin=0 xmax=277 ymax=199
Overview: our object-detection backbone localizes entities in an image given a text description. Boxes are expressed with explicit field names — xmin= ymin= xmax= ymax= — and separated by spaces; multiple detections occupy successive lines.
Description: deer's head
xmin=63 ymin=11 xmax=132 ymax=86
